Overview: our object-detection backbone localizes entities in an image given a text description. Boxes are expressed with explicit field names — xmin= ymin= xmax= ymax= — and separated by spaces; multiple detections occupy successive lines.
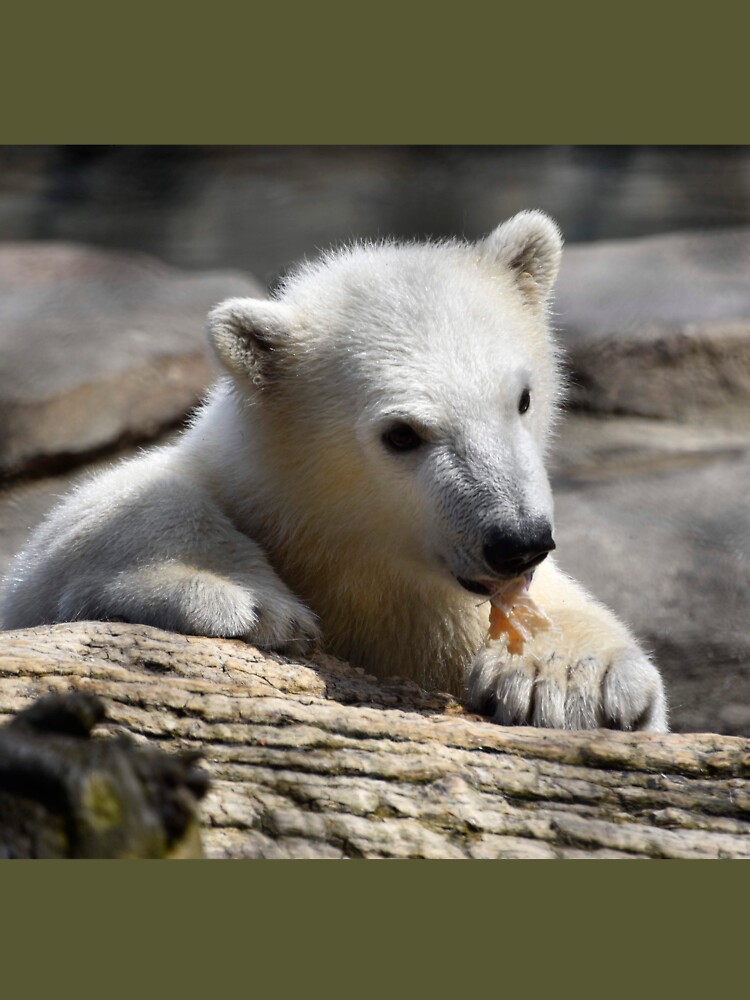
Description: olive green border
xmin=3 ymin=861 xmax=747 ymax=989
xmin=2 ymin=3 xmax=749 ymax=142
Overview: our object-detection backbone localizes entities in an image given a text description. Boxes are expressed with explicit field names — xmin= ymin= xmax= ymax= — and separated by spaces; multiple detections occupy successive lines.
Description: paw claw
xmin=468 ymin=644 xmax=668 ymax=733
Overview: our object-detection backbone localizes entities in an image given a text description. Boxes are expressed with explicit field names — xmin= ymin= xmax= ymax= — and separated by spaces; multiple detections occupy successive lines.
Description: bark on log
xmin=1 ymin=621 xmax=749 ymax=859
xmin=0 ymin=691 xmax=208 ymax=858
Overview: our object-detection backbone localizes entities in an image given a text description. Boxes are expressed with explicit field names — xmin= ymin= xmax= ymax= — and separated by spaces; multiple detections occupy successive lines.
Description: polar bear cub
xmin=0 ymin=211 xmax=667 ymax=731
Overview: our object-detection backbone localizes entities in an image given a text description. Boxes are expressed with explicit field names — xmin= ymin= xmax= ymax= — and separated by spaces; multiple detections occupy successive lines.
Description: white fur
xmin=0 ymin=212 xmax=667 ymax=731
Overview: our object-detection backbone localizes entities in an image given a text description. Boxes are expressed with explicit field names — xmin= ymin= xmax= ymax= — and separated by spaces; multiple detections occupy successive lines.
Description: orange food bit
xmin=486 ymin=578 xmax=552 ymax=656
xmin=489 ymin=603 xmax=527 ymax=654
xmin=488 ymin=603 xmax=509 ymax=640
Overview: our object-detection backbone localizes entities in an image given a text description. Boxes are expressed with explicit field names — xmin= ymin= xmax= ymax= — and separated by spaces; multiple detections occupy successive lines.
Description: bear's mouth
xmin=456 ymin=571 xmax=536 ymax=598
xmin=456 ymin=577 xmax=494 ymax=596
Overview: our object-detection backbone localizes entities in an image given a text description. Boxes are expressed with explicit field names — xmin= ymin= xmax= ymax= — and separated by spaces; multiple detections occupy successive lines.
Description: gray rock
xmin=0 ymin=243 xmax=262 ymax=478
xmin=550 ymin=229 xmax=750 ymax=733
xmin=556 ymin=228 xmax=750 ymax=421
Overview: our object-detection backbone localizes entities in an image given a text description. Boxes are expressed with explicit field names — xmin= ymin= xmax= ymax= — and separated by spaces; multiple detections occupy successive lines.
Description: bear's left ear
xmin=207 ymin=297 xmax=295 ymax=388
xmin=480 ymin=210 xmax=563 ymax=309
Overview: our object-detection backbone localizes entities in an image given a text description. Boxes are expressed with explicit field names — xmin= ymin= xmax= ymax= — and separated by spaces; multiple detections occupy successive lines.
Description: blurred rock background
xmin=0 ymin=145 xmax=748 ymax=735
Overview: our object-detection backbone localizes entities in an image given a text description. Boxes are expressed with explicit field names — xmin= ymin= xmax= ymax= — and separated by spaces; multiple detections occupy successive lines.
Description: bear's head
xmin=208 ymin=210 xmax=563 ymax=600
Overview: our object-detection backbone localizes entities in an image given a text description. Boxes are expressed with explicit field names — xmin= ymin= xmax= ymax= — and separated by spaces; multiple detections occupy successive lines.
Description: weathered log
xmin=1 ymin=621 xmax=748 ymax=859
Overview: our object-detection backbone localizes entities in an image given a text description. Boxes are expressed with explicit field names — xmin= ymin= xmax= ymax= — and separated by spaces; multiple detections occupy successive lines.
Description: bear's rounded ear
xmin=480 ymin=210 xmax=563 ymax=309
xmin=207 ymin=297 xmax=295 ymax=387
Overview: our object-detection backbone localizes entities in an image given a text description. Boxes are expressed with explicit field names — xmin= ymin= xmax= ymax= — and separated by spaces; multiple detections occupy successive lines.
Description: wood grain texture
xmin=1 ymin=621 xmax=748 ymax=859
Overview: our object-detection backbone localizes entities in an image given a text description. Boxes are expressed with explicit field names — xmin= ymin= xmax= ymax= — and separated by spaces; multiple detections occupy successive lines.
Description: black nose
xmin=482 ymin=523 xmax=556 ymax=577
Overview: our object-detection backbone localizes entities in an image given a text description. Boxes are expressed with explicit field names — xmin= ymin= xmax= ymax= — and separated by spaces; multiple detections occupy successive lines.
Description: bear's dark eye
xmin=382 ymin=422 xmax=424 ymax=453
xmin=518 ymin=388 xmax=531 ymax=414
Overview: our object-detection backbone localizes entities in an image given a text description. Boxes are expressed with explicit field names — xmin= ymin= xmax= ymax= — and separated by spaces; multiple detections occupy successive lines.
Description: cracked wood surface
xmin=1 ymin=621 xmax=749 ymax=859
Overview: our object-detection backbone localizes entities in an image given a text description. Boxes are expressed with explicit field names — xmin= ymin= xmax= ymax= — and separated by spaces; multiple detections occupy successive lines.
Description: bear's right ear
xmin=480 ymin=210 xmax=563 ymax=309
xmin=207 ymin=298 xmax=294 ymax=387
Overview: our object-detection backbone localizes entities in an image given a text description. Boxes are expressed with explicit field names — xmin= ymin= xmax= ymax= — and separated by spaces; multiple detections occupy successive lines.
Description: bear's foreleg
xmin=466 ymin=560 xmax=668 ymax=731
xmin=1 ymin=465 xmax=320 ymax=657
xmin=61 ymin=558 xmax=321 ymax=657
